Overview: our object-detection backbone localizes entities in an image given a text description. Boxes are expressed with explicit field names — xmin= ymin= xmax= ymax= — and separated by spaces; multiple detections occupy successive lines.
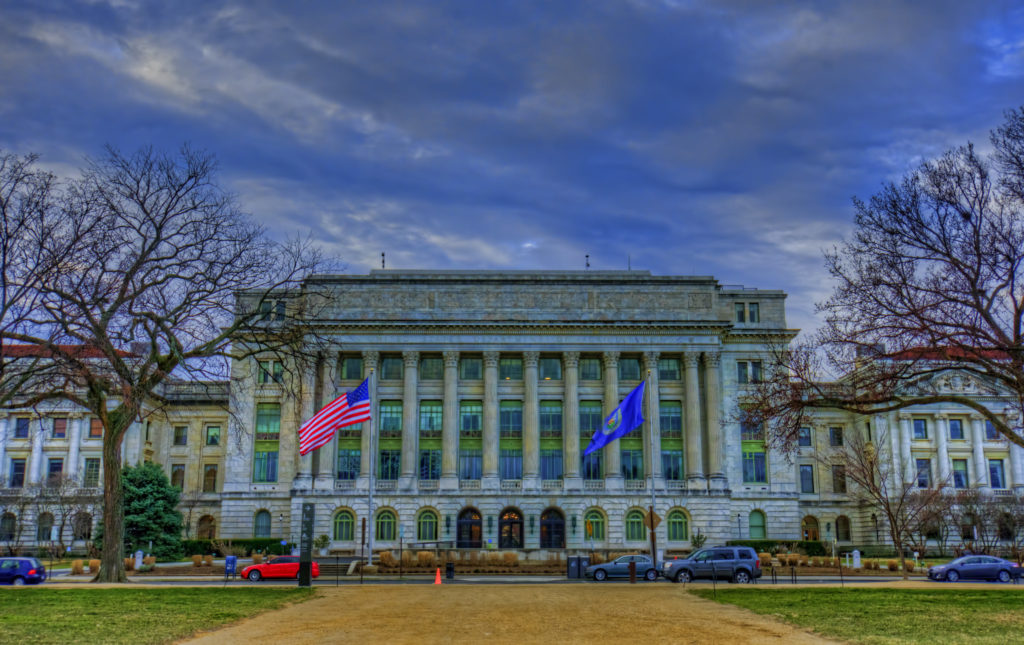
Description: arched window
xmin=801 ymin=515 xmax=819 ymax=541
xmin=253 ymin=510 xmax=272 ymax=538
xmin=456 ymin=508 xmax=482 ymax=548
xmin=625 ymin=510 xmax=646 ymax=541
xmin=0 ymin=513 xmax=16 ymax=541
xmin=836 ymin=515 xmax=851 ymax=542
xmin=376 ymin=510 xmax=396 ymax=541
xmin=498 ymin=508 xmax=523 ymax=548
xmin=333 ymin=510 xmax=354 ymax=541
xmin=540 ymin=508 xmax=565 ymax=549
xmin=584 ymin=510 xmax=605 ymax=541
xmin=417 ymin=510 xmax=438 ymax=541
xmin=667 ymin=510 xmax=689 ymax=541
xmin=72 ymin=512 xmax=92 ymax=541
xmin=36 ymin=512 xmax=54 ymax=543
xmin=749 ymin=510 xmax=766 ymax=539
xmin=197 ymin=515 xmax=216 ymax=540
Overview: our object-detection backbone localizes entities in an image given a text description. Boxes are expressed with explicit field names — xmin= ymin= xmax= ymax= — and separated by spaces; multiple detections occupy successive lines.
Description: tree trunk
xmin=96 ymin=438 xmax=126 ymax=582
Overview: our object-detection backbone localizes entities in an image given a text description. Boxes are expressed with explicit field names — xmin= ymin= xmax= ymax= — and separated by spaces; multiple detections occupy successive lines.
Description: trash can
xmin=567 ymin=556 xmax=578 ymax=579
xmin=446 ymin=561 xmax=455 ymax=580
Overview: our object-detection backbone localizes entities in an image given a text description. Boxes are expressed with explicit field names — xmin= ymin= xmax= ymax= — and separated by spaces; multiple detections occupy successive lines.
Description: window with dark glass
xmin=460 ymin=357 xmax=482 ymax=380
xmin=579 ymin=358 xmax=602 ymax=381
xmin=540 ymin=449 xmax=563 ymax=479
xmin=741 ymin=420 xmax=764 ymax=441
xmin=9 ymin=458 xmax=25 ymax=488
xmin=52 ymin=418 xmax=67 ymax=439
xmin=798 ymin=427 xmax=812 ymax=447
xmin=47 ymin=458 xmax=63 ymax=483
xmin=658 ymin=358 xmax=680 ymax=381
xmin=800 ymin=464 xmax=815 ymax=493
xmin=202 ymin=464 xmax=218 ymax=492
xmin=170 ymin=464 xmax=186 ymax=489
xmin=743 ymin=451 xmax=767 ymax=483
xmin=379 ymin=450 xmax=401 ymax=480
xmin=341 ymin=357 xmax=363 ymax=380
xmin=916 ymin=458 xmax=932 ymax=488
xmin=985 ymin=420 xmax=999 ymax=440
xmin=420 ymin=449 xmax=441 ymax=480
xmin=582 ymin=449 xmax=603 ymax=480
xmin=257 ymin=360 xmax=284 ymax=384
xmin=459 ymin=449 xmax=482 ymax=479
xmin=460 ymin=401 xmax=482 ymax=436
xmin=832 ymin=465 xmax=846 ymax=493
xmin=662 ymin=450 xmax=683 ymax=481
xmin=14 ymin=417 xmax=29 ymax=439
xmin=952 ymin=459 xmax=969 ymax=489
xmin=336 ymin=449 xmax=360 ymax=480
xmin=205 ymin=425 xmax=221 ymax=446
xmin=83 ymin=458 xmax=100 ymax=487
xmin=618 ymin=358 xmax=641 ymax=381
xmin=253 ymin=449 xmax=278 ymax=483
xmin=579 ymin=401 xmax=602 ymax=434
xmin=380 ymin=357 xmax=403 ymax=380
xmin=173 ymin=425 xmax=188 ymax=446
xmin=419 ymin=357 xmax=443 ymax=380
xmin=990 ymin=459 xmax=1006 ymax=489
xmin=539 ymin=357 xmax=562 ymax=380
xmin=748 ymin=303 xmax=760 ymax=323
xmin=735 ymin=303 xmax=746 ymax=323
xmin=913 ymin=419 xmax=928 ymax=440
xmin=621 ymin=450 xmax=643 ymax=480
xmin=500 ymin=401 xmax=523 ymax=437
xmin=499 ymin=357 xmax=523 ymax=380
xmin=419 ymin=401 xmax=442 ymax=437
xmin=949 ymin=419 xmax=964 ymax=440
xmin=829 ymin=427 xmax=843 ymax=447
xmin=500 ymin=449 xmax=522 ymax=479
xmin=539 ymin=401 xmax=562 ymax=438
xmin=380 ymin=401 xmax=402 ymax=437
xmin=660 ymin=402 xmax=682 ymax=438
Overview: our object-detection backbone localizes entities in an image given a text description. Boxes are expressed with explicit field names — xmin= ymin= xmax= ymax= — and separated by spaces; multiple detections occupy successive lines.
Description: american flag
xmin=298 ymin=378 xmax=371 ymax=455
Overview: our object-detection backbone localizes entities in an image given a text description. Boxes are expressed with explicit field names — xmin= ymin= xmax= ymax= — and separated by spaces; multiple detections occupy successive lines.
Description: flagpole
xmin=646 ymin=370 xmax=657 ymax=566
xmin=366 ymin=367 xmax=376 ymax=566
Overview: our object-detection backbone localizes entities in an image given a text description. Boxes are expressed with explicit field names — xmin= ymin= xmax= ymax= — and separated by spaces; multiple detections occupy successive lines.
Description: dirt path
xmin=180 ymin=584 xmax=836 ymax=645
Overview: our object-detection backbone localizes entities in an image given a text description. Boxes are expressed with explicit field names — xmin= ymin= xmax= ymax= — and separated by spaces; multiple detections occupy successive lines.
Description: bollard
xmin=771 ymin=567 xmax=777 ymax=584
xmin=838 ymin=563 xmax=844 ymax=588
xmin=791 ymin=566 xmax=796 ymax=584
xmin=629 ymin=560 xmax=637 ymax=584
xmin=711 ymin=562 xmax=717 ymax=599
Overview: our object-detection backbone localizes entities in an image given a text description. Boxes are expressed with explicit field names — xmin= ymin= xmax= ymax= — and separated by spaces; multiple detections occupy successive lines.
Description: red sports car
xmin=241 ymin=556 xmax=320 ymax=581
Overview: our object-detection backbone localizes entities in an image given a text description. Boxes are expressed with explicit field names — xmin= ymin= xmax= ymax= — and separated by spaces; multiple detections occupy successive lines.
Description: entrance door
xmin=498 ymin=509 xmax=523 ymax=548
xmin=801 ymin=516 xmax=820 ymax=541
xmin=457 ymin=508 xmax=482 ymax=548
xmin=540 ymin=509 xmax=565 ymax=549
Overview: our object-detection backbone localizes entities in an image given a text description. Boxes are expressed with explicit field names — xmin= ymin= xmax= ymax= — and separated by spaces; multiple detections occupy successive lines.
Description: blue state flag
xmin=583 ymin=381 xmax=645 ymax=456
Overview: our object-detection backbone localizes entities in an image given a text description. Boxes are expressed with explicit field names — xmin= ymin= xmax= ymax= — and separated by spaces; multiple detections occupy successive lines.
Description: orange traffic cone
xmin=434 ymin=568 xmax=442 ymax=585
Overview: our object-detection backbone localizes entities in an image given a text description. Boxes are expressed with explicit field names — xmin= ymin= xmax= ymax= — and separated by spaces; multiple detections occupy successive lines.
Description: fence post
xmin=711 ymin=561 xmax=717 ymax=600
xmin=791 ymin=566 xmax=796 ymax=584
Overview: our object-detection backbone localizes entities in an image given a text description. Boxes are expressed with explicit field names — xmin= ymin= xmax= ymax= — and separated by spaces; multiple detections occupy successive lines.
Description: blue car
xmin=928 ymin=555 xmax=1021 ymax=583
xmin=0 ymin=557 xmax=47 ymax=585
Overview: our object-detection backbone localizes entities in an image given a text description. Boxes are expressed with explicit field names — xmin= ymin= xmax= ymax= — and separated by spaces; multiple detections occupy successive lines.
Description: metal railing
xmin=500 ymin=480 xmax=522 ymax=490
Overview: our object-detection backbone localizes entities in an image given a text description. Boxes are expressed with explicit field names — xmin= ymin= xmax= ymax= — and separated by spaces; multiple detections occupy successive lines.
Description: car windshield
xmin=30 ymin=558 xmax=42 ymax=568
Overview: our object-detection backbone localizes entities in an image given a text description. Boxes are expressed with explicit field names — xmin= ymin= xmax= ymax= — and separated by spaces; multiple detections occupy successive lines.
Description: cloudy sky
xmin=2 ymin=1 xmax=1023 ymax=334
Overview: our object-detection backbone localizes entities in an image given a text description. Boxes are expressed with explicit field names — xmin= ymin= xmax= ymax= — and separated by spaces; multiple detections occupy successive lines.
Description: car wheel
xmin=998 ymin=570 xmax=1011 ymax=583
xmin=12 ymin=577 xmax=25 ymax=586
xmin=594 ymin=569 xmax=607 ymax=581
xmin=248 ymin=570 xmax=262 ymax=582
xmin=734 ymin=570 xmax=751 ymax=584
xmin=946 ymin=570 xmax=959 ymax=583
xmin=645 ymin=569 xmax=657 ymax=581
xmin=675 ymin=570 xmax=691 ymax=583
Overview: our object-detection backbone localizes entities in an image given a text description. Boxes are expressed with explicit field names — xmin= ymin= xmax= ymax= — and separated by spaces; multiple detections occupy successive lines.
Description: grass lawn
xmin=0 ymin=587 xmax=315 ymax=644
xmin=691 ymin=587 xmax=1024 ymax=644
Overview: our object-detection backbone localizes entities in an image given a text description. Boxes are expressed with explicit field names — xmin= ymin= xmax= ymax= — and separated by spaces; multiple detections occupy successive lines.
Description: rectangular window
xmin=460 ymin=401 xmax=482 ymax=436
xmin=798 ymin=427 xmax=812 ymax=447
xmin=336 ymin=449 xmax=360 ymax=480
xmin=170 ymin=464 xmax=185 ymax=489
xmin=582 ymin=450 xmax=603 ymax=480
xmin=500 ymin=449 xmax=522 ymax=480
xmin=540 ymin=449 xmax=563 ymax=480
xmin=990 ymin=459 xmax=1006 ymax=489
xmin=539 ymin=357 xmax=562 ymax=380
xmin=9 ymin=458 xmax=25 ymax=488
xmin=14 ymin=417 xmax=29 ymax=439
xmin=660 ymin=401 xmax=682 ymax=438
xmin=829 ymin=427 xmax=844 ymax=447
xmin=419 ymin=401 xmax=442 ymax=437
xmin=342 ymin=356 xmax=363 ymax=380
xmin=579 ymin=358 xmax=602 ymax=381
xmin=83 ymin=458 xmax=100 ymax=487
xmin=736 ymin=361 xmax=762 ymax=384
xmin=460 ymin=357 xmax=482 ymax=380
xmin=257 ymin=360 xmax=284 ymax=384
xmin=253 ymin=448 xmax=278 ymax=483
xmin=379 ymin=450 xmax=401 ymax=480
xmin=499 ymin=401 xmax=523 ymax=438
xmin=832 ymin=465 xmax=847 ymax=493
xmin=52 ymin=418 xmax=67 ymax=439
xmin=499 ymin=357 xmax=523 ymax=380
xmin=621 ymin=449 xmax=644 ymax=480
xmin=916 ymin=458 xmax=932 ymax=488
xmin=743 ymin=451 xmax=767 ymax=483
xmin=748 ymin=303 xmax=760 ymax=323
xmin=380 ymin=401 xmax=403 ymax=437
xmin=173 ymin=425 xmax=188 ymax=446
xmin=913 ymin=419 xmax=928 ymax=440
xmin=579 ymin=401 xmax=603 ymax=434
xmin=419 ymin=357 xmax=443 ymax=380
xmin=459 ymin=449 xmax=482 ymax=479
xmin=255 ymin=403 xmax=281 ymax=439
xmin=952 ymin=459 xmax=969 ymax=489
xmin=617 ymin=358 xmax=641 ymax=381
xmin=949 ymin=419 xmax=964 ymax=440
xmin=985 ymin=420 xmax=999 ymax=440
xmin=380 ymin=357 xmax=403 ymax=380
xmin=89 ymin=418 xmax=103 ymax=438
xmin=47 ymin=458 xmax=63 ymax=482
xmin=741 ymin=420 xmax=764 ymax=441
xmin=800 ymin=464 xmax=815 ymax=493
xmin=735 ymin=303 xmax=746 ymax=323
xmin=661 ymin=450 xmax=683 ymax=481
xmin=419 ymin=449 xmax=441 ymax=480
xmin=205 ymin=425 xmax=221 ymax=446
xmin=658 ymin=358 xmax=681 ymax=381
xmin=539 ymin=401 xmax=562 ymax=438
xmin=201 ymin=464 xmax=217 ymax=492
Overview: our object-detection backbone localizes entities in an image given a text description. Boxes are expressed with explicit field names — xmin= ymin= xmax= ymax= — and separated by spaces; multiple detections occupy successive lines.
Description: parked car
xmin=928 ymin=555 xmax=1022 ymax=583
xmin=585 ymin=554 xmax=660 ymax=581
xmin=241 ymin=556 xmax=320 ymax=581
xmin=662 ymin=546 xmax=761 ymax=583
xmin=0 ymin=557 xmax=47 ymax=585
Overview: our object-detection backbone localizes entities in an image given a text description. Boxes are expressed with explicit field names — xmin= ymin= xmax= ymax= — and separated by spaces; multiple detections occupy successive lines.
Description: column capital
xmin=643 ymin=350 xmax=660 ymax=369
xmin=562 ymin=351 xmax=580 ymax=368
xmin=443 ymin=350 xmax=460 ymax=367
xmin=683 ymin=352 xmax=700 ymax=368
xmin=402 ymin=350 xmax=420 ymax=367
xmin=934 ymin=413 xmax=948 ymax=421
xmin=361 ymin=350 xmax=380 ymax=370
xmin=703 ymin=351 xmax=721 ymax=367
xmin=523 ymin=351 xmax=540 ymax=367
xmin=602 ymin=350 xmax=619 ymax=368
xmin=483 ymin=351 xmax=500 ymax=367
xmin=898 ymin=412 xmax=912 ymax=421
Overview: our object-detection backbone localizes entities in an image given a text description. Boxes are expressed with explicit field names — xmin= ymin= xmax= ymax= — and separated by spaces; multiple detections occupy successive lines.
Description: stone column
xmin=970 ymin=416 xmax=989 ymax=490
xmin=883 ymin=413 xmax=901 ymax=487
xmin=704 ymin=352 xmax=726 ymax=490
xmin=0 ymin=415 xmax=7 ymax=485
xmin=314 ymin=357 xmax=337 ymax=490
xmin=899 ymin=414 xmax=914 ymax=483
xmin=482 ymin=351 xmax=500 ymax=490
xmin=28 ymin=416 xmax=45 ymax=485
xmin=643 ymin=351 xmax=663 ymax=482
xmin=523 ymin=351 xmax=540 ymax=489
xmin=1010 ymin=442 xmax=1024 ymax=491
xmin=399 ymin=350 xmax=419 ymax=490
xmin=358 ymin=350 xmax=379 ymax=488
xmin=563 ymin=351 xmax=581 ymax=490
xmin=683 ymin=352 xmax=705 ymax=489
xmin=440 ymin=350 xmax=460 ymax=490
xmin=293 ymin=361 xmax=316 ymax=490
xmin=66 ymin=416 xmax=82 ymax=482
xmin=602 ymin=351 xmax=623 ymax=491
xmin=935 ymin=414 xmax=951 ymax=488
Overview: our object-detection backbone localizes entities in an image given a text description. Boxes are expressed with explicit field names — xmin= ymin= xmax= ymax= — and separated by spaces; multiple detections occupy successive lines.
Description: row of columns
xmin=299 ymin=348 xmax=725 ymax=492
xmin=0 ymin=415 xmax=86 ymax=485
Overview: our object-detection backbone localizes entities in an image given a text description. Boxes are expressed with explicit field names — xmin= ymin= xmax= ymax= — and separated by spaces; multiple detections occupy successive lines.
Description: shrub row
xmin=181 ymin=538 xmax=294 ymax=557
xmin=725 ymin=540 xmax=827 ymax=556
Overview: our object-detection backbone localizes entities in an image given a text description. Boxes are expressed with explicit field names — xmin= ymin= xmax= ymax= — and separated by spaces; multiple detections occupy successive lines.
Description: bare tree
xmin=179 ymin=490 xmax=202 ymax=540
xmin=745 ymin=106 xmax=1024 ymax=451
xmin=37 ymin=475 xmax=94 ymax=554
xmin=951 ymin=489 xmax=1002 ymax=554
xmin=0 ymin=490 xmax=32 ymax=556
xmin=10 ymin=145 xmax=333 ymax=581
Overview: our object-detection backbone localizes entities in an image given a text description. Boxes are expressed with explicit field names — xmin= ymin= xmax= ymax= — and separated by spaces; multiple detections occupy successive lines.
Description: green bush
xmin=726 ymin=540 xmax=786 ymax=553
xmin=181 ymin=538 xmax=293 ymax=557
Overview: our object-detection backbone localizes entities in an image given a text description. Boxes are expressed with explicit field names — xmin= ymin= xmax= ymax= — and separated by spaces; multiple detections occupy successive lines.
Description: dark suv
xmin=662 ymin=546 xmax=761 ymax=583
